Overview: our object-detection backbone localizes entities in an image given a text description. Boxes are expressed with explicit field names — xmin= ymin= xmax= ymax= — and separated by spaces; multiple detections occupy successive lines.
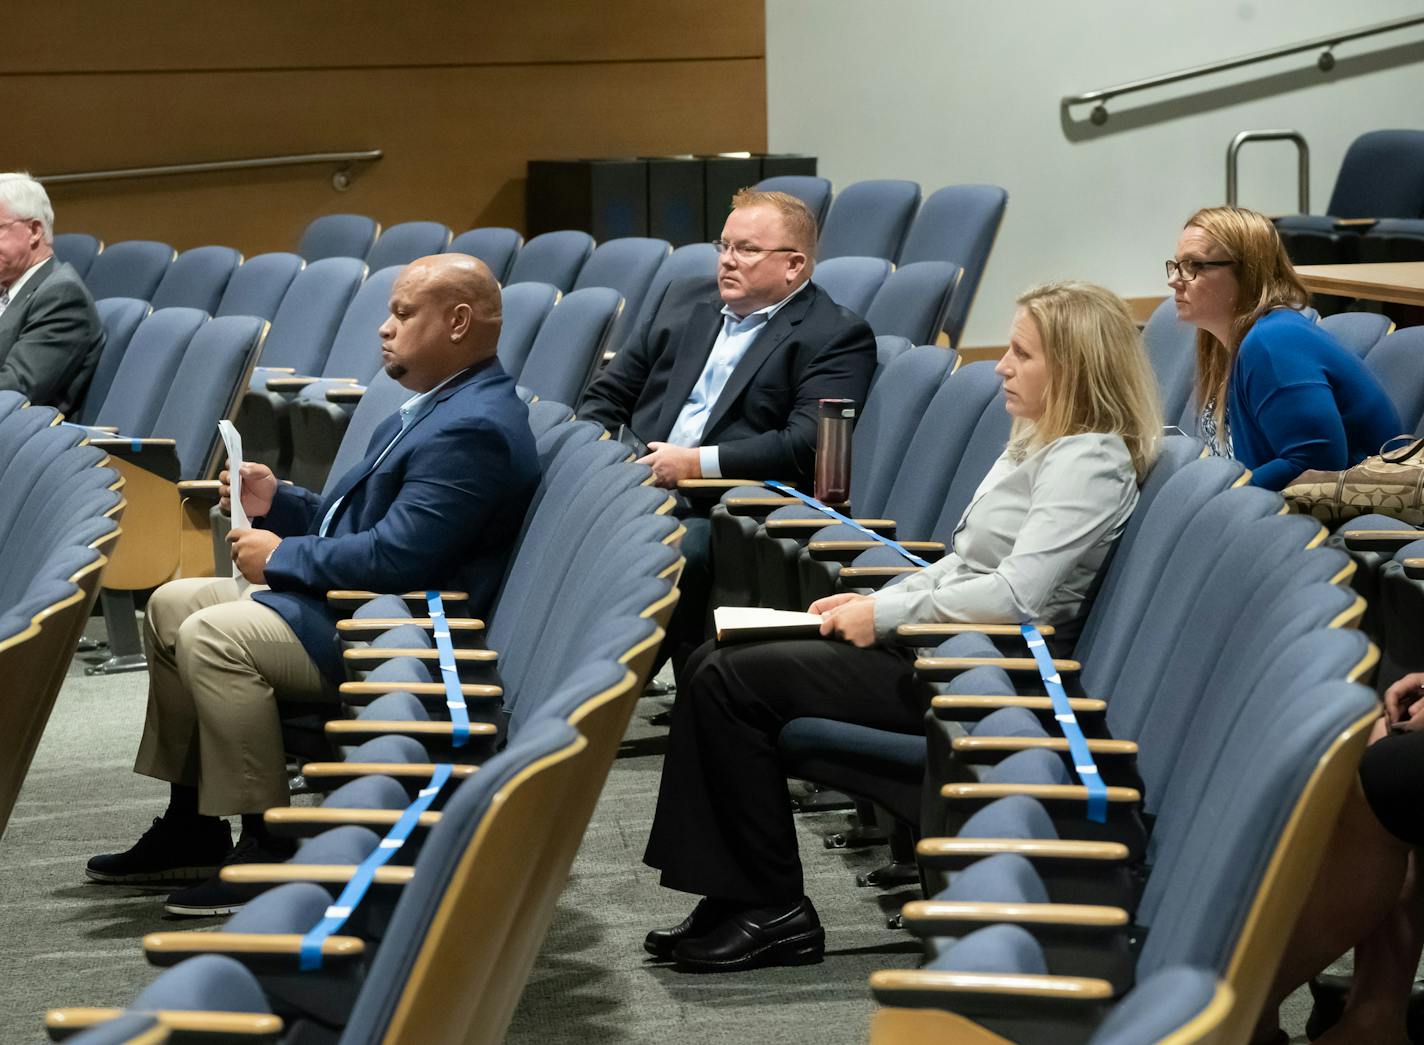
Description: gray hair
xmin=0 ymin=173 xmax=54 ymax=244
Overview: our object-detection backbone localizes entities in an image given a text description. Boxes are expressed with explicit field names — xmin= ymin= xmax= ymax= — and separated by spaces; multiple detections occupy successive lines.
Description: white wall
xmin=766 ymin=1 xmax=1424 ymax=345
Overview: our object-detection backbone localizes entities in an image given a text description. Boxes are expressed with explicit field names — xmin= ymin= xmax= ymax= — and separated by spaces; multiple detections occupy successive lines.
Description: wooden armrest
xmin=868 ymin=968 xmax=1114 ymax=1002
xmin=950 ymin=736 xmax=1137 ymax=764
xmin=342 ymin=647 xmax=497 ymax=666
xmin=765 ymin=517 xmax=895 ymax=534
xmin=900 ymin=899 xmax=1129 ymax=932
xmin=900 ymin=623 xmax=1055 ymax=641
xmin=89 ymin=425 xmax=120 ymax=434
xmin=840 ymin=565 xmax=922 ymax=582
xmin=338 ymin=680 xmax=502 ymax=701
xmin=940 ymin=782 xmax=1140 ymax=805
xmin=336 ymin=617 xmax=486 ymax=640
xmin=915 ymin=837 xmax=1130 ymax=870
xmin=325 ymin=719 xmax=498 ymax=739
xmin=1404 ymin=557 xmax=1424 ymax=580
xmin=144 ymin=931 xmax=364 ymax=962
xmin=915 ymin=656 xmax=1080 ymax=680
xmin=677 ymin=478 xmax=764 ymax=490
xmin=327 ymin=590 xmax=469 ymax=611
xmin=47 ymin=1007 xmax=283 ymax=1037
xmin=263 ymin=376 xmax=318 ymax=392
xmin=265 ymin=805 xmax=441 ymax=838
xmin=301 ymin=761 xmax=478 ymax=785
xmin=253 ymin=366 xmax=296 ymax=375
xmin=931 ymin=694 xmax=1106 ymax=724
xmin=810 ymin=538 xmax=943 ymax=555
xmin=220 ymin=863 xmax=414 ymax=887
xmin=325 ymin=386 xmax=366 ymax=403
xmin=1342 ymin=529 xmax=1424 ymax=552
xmin=1333 ymin=217 xmax=1378 ymax=229
xmin=176 ymin=480 xmax=223 ymax=497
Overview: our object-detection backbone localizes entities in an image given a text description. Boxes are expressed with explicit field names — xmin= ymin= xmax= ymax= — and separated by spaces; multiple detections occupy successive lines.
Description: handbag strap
xmin=1380 ymin=436 xmax=1424 ymax=465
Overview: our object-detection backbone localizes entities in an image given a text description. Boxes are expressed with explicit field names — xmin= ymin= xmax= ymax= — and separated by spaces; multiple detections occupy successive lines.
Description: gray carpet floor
xmin=0 ymin=632 xmax=1325 ymax=1043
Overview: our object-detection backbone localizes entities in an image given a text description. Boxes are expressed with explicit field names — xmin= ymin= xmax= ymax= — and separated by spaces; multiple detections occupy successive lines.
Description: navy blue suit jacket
xmin=253 ymin=358 xmax=539 ymax=682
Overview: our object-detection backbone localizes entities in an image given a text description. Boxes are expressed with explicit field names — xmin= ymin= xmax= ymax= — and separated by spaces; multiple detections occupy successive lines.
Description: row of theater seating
xmin=43 ymin=405 xmax=685 ymax=1043
xmin=0 ymin=392 xmax=124 ymax=837
xmin=53 ymin=174 xmax=1007 ymax=348
xmin=1273 ymin=128 xmax=1424 ymax=266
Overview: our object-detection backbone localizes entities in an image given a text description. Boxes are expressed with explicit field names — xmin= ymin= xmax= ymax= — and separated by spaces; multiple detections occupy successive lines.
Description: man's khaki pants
xmin=133 ymin=577 xmax=335 ymax=816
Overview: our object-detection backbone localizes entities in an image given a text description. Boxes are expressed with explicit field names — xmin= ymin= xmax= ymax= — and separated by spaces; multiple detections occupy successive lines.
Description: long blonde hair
xmin=1183 ymin=207 xmax=1308 ymax=422
xmin=1012 ymin=281 xmax=1162 ymax=480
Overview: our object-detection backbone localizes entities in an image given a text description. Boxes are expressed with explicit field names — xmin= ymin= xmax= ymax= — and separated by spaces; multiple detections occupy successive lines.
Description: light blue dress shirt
xmin=665 ymin=280 xmax=808 ymax=478
xmin=316 ymin=368 xmax=469 ymax=537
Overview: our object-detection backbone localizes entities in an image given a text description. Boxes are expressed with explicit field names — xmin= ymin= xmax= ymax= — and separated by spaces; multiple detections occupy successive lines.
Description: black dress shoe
xmin=162 ymin=835 xmax=296 ymax=917
xmin=644 ymin=898 xmax=732 ymax=959
xmin=671 ymin=896 xmax=824 ymax=972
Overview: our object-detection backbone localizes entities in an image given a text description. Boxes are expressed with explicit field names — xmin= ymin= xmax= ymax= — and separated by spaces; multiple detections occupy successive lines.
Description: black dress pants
xmin=643 ymin=637 xmax=931 ymax=905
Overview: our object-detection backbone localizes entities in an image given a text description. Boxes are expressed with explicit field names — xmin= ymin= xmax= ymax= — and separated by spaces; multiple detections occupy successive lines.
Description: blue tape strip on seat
xmin=425 ymin=591 xmax=470 ymax=747
xmin=763 ymin=481 xmax=932 ymax=567
xmin=1021 ymin=622 xmax=1106 ymax=823
xmin=298 ymin=761 xmax=453 ymax=970
xmin=131 ymin=439 xmax=143 ymax=452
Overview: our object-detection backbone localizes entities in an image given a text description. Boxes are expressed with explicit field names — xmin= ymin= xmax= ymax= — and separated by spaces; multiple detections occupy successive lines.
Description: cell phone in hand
xmin=616 ymin=424 xmax=651 ymax=458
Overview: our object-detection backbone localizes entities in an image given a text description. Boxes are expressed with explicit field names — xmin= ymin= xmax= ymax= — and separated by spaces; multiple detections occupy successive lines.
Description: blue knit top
xmin=1227 ymin=309 xmax=1401 ymax=491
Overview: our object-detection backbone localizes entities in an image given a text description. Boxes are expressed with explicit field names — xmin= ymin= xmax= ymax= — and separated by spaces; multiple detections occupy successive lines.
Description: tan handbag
xmin=1285 ymin=436 xmax=1424 ymax=526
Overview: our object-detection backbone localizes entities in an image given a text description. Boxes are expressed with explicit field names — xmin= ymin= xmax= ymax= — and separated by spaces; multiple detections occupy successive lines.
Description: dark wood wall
xmin=4 ymin=1 xmax=767 ymax=254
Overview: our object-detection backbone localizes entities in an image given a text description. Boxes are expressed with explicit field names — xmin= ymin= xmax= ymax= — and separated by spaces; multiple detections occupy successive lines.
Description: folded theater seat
xmin=869 ymin=671 xmax=1375 ymax=1045
xmin=0 ymin=399 xmax=124 ymax=838
xmin=50 ymin=717 xmax=606 ymax=1044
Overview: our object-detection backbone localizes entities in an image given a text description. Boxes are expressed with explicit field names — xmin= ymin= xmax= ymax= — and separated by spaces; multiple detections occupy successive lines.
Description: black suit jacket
xmin=577 ymin=277 xmax=875 ymax=487
xmin=0 ymin=257 xmax=105 ymax=415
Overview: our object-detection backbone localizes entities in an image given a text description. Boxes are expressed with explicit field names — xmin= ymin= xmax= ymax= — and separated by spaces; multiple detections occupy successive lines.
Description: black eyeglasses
xmin=1165 ymin=258 xmax=1235 ymax=283
xmin=711 ymin=240 xmax=798 ymax=262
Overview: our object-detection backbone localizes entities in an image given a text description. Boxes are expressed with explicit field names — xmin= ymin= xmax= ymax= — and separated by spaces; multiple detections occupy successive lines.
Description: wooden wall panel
xmin=5 ymin=3 xmax=766 ymax=255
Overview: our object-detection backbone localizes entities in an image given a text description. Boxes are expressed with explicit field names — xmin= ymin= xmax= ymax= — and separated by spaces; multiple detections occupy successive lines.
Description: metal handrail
xmin=35 ymin=149 xmax=382 ymax=192
xmin=1226 ymin=130 xmax=1309 ymax=213
xmin=1064 ymin=14 xmax=1424 ymax=125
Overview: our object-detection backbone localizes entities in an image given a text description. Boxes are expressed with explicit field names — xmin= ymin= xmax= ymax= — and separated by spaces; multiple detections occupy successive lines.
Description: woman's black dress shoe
xmin=644 ymin=898 xmax=732 ymax=959
xmin=670 ymin=896 xmax=825 ymax=972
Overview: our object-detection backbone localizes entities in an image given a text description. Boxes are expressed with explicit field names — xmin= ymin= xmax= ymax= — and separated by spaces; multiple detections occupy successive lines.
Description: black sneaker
xmin=85 ymin=815 xmax=233 ymax=886
xmin=162 ymin=835 xmax=296 ymax=918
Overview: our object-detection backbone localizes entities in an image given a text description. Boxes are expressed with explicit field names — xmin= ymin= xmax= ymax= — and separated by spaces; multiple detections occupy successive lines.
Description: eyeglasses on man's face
xmin=711 ymin=239 xmax=798 ymax=263
xmin=1165 ymin=258 xmax=1235 ymax=283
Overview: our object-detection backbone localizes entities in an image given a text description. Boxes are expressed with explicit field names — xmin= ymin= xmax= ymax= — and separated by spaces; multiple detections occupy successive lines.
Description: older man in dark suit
xmin=0 ymin=173 xmax=104 ymax=414
xmin=579 ymin=189 xmax=876 ymax=675
xmin=86 ymin=254 xmax=540 ymax=917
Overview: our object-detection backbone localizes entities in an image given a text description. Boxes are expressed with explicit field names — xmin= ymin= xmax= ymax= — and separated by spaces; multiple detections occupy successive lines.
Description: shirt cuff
xmin=699 ymin=446 xmax=721 ymax=478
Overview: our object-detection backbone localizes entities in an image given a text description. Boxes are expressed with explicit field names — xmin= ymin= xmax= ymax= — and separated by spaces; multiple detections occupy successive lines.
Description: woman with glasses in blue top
xmin=1168 ymin=206 xmax=1400 ymax=490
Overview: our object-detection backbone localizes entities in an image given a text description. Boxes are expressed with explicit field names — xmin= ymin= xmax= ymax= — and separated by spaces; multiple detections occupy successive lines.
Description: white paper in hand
xmin=217 ymin=420 xmax=250 ymax=589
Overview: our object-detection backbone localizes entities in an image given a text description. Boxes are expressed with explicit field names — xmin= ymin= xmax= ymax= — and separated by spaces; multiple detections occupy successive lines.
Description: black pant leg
xmin=661 ymin=514 xmax=712 ymax=682
xmin=643 ymin=637 xmax=929 ymax=905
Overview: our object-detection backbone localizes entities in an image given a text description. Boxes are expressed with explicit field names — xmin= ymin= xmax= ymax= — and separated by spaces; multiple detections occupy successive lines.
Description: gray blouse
xmin=870 ymin=432 xmax=1140 ymax=636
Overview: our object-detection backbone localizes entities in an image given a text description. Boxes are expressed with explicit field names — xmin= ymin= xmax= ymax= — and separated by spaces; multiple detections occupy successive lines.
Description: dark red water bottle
xmin=814 ymin=398 xmax=855 ymax=504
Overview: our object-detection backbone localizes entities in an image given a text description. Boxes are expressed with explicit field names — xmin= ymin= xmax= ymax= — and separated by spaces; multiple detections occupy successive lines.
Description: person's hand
xmin=228 ymin=528 xmax=281 ymax=584
xmin=638 ymin=442 xmax=702 ymax=489
xmin=817 ymin=593 xmax=877 ymax=648
xmin=808 ymin=592 xmax=861 ymax=615
xmin=1383 ymin=672 xmax=1424 ymax=726
xmin=219 ymin=462 xmax=279 ymax=518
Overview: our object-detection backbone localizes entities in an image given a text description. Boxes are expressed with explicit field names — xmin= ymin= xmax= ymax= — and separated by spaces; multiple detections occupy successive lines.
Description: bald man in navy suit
xmin=88 ymin=254 xmax=539 ymax=918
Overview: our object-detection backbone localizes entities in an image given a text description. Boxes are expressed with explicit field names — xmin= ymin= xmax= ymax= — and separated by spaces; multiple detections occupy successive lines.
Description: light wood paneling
xmin=7 ymin=3 xmax=766 ymax=254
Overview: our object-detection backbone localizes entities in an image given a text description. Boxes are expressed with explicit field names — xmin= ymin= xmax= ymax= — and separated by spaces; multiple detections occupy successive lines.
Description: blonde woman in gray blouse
xmin=641 ymin=281 xmax=1164 ymax=973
